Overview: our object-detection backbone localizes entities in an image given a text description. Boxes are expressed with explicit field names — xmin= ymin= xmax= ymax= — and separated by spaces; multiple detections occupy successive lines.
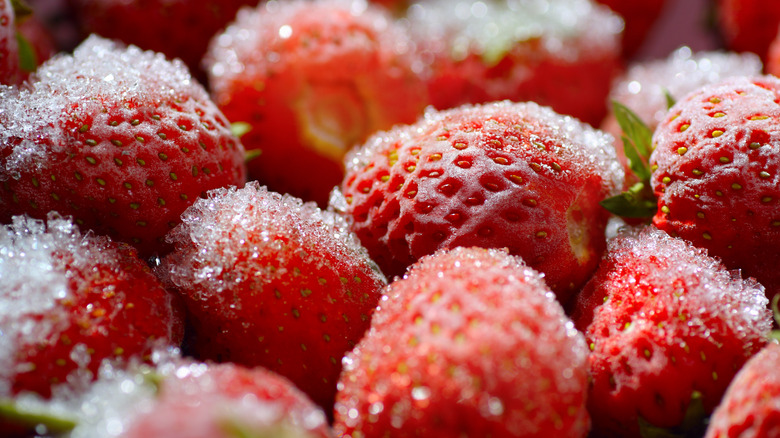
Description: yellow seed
xmin=703 ymin=232 xmax=712 ymax=240
xmin=662 ymin=176 xmax=671 ymax=184
xmin=677 ymin=147 xmax=688 ymax=155
xmin=719 ymin=157 xmax=731 ymax=164
xmin=493 ymin=157 xmax=509 ymax=165
xmin=750 ymin=115 xmax=769 ymax=120
xmin=711 ymin=130 xmax=724 ymax=138
xmin=429 ymin=153 xmax=442 ymax=161
xmin=709 ymin=97 xmax=721 ymax=104
xmin=661 ymin=206 xmax=670 ymax=214
xmin=750 ymin=142 xmax=761 ymax=149
xmin=732 ymin=183 xmax=742 ymax=190
xmin=535 ymin=231 xmax=548 ymax=238
xmin=712 ymin=112 xmax=725 ymax=118
xmin=680 ymin=124 xmax=690 ymax=132
xmin=760 ymin=171 xmax=771 ymax=179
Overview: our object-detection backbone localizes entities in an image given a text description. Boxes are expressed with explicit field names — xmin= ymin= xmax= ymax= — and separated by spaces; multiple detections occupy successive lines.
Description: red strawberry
xmin=406 ymin=0 xmax=623 ymax=126
xmin=595 ymin=0 xmax=668 ymax=59
xmin=571 ymin=226 xmax=771 ymax=437
xmin=0 ymin=35 xmax=247 ymax=257
xmin=204 ymin=0 xmax=429 ymax=207
xmin=0 ymin=0 xmax=21 ymax=84
xmin=0 ymin=212 xmax=184 ymax=400
xmin=650 ymin=75 xmax=780 ymax=298
xmin=157 ymin=182 xmax=387 ymax=411
xmin=121 ymin=361 xmax=333 ymax=438
xmin=717 ymin=0 xmax=780 ymax=62
xmin=69 ymin=0 xmax=256 ymax=81
xmin=334 ymin=100 xmax=623 ymax=303
xmin=704 ymin=342 xmax=780 ymax=438
xmin=334 ymin=246 xmax=591 ymax=437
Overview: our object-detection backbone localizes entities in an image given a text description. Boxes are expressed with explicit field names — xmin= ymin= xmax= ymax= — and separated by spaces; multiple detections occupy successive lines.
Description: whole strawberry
xmin=0 ymin=35 xmax=247 ymax=257
xmin=571 ymin=226 xmax=771 ymax=437
xmin=704 ymin=342 xmax=780 ymax=438
xmin=121 ymin=360 xmax=333 ymax=438
xmin=334 ymin=100 xmax=623 ymax=303
xmin=406 ymin=0 xmax=623 ymax=126
xmin=334 ymin=247 xmax=591 ymax=437
xmin=651 ymin=75 xmax=780 ymax=298
xmin=69 ymin=0 xmax=256 ymax=81
xmin=158 ymin=182 xmax=386 ymax=411
xmin=0 ymin=212 xmax=183 ymax=400
xmin=205 ymin=0 xmax=429 ymax=206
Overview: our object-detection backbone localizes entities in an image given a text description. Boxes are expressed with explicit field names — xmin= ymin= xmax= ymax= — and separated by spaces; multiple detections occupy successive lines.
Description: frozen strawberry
xmin=602 ymin=47 xmax=762 ymax=188
xmin=334 ymin=247 xmax=591 ymax=437
xmin=0 ymin=213 xmax=183 ymax=400
xmin=406 ymin=0 xmax=623 ymax=126
xmin=717 ymin=0 xmax=780 ymax=62
xmin=0 ymin=35 xmax=247 ymax=257
xmin=158 ymin=182 xmax=386 ymax=411
xmin=571 ymin=226 xmax=771 ymax=437
xmin=122 ymin=360 xmax=333 ymax=438
xmin=595 ymin=0 xmax=668 ymax=59
xmin=1 ymin=355 xmax=332 ymax=438
xmin=69 ymin=0 xmax=256 ymax=81
xmin=334 ymin=101 xmax=623 ymax=303
xmin=650 ymin=75 xmax=780 ymax=298
xmin=704 ymin=342 xmax=780 ymax=438
xmin=204 ymin=0 xmax=429 ymax=207
xmin=0 ymin=0 xmax=21 ymax=84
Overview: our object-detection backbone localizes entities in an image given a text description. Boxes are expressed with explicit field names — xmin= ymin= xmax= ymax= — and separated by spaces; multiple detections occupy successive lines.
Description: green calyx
xmin=0 ymin=398 xmax=77 ymax=435
xmin=600 ymin=101 xmax=658 ymax=219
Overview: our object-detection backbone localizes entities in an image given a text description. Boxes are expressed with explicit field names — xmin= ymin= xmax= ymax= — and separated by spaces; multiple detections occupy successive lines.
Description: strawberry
xmin=650 ymin=75 xmax=780 ymax=299
xmin=717 ymin=0 xmax=780 ymax=62
xmin=334 ymin=100 xmax=623 ymax=303
xmin=157 ymin=182 xmax=387 ymax=412
xmin=571 ymin=225 xmax=772 ymax=437
xmin=121 ymin=360 xmax=333 ymax=438
xmin=766 ymin=28 xmax=780 ymax=77
xmin=1 ymin=355 xmax=333 ymax=437
xmin=0 ymin=0 xmax=21 ymax=85
xmin=704 ymin=341 xmax=780 ymax=438
xmin=333 ymin=246 xmax=591 ymax=437
xmin=601 ymin=47 xmax=762 ymax=189
xmin=0 ymin=35 xmax=247 ymax=258
xmin=204 ymin=0 xmax=429 ymax=207
xmin=69 ymin=0 xmax=256 ymax=81
xmin=406 ymin=0 xmax=623 ymax=126
xmin=0 ymin=212 xmax=184 ymax=400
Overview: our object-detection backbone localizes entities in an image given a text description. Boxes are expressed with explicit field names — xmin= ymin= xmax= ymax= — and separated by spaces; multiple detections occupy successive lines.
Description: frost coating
xmin=405 ymin=0 xmax=622 ymax=63
xmin=162 ymin=181 xmax=385 ymax=302
xmin=0 ymin=35 xmax=205 ymax=180
xmin=609 ymin=47 xmax=762 ymax=128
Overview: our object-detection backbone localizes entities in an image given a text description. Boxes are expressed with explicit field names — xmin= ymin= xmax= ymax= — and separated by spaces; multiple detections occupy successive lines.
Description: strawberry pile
xmin=2 ymin=0 xmax=780 ymax=437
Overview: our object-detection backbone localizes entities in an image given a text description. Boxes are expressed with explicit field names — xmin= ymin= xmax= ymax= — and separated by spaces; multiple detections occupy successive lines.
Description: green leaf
xmin=9 ymin=0 xmax=33 ymax=20
xmin=0 ymin=398 xmax=77 ymax=435
xmin=245 ymin=148 xmax=262 ymax=164
xmin=15 ymin=31 xmax=37 ymax=73
xmin=230 ymin=121 xmax=252 ymax=139
xmin=638 ymin=391 xmax=709 ymax=438
xmin=612 ymin=100 xmax=654 ymax=182
xmin=600 ymin=182 xmax=656 ymax=218
xmin=664 ymin=89 xmax=677 ymax=110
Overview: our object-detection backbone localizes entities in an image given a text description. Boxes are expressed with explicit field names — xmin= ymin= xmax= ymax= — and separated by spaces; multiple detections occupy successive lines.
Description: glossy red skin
xmin=6 ymin=240 xmax=184 ymax=398
xmin=595 ymin=0 xmax=668 ymax=59
xmin=122 ymin=363 xmax=333 ymax=438
xmin=424 ymin=39 xmax=622 ymax=127
xmin=340 ymin=102 xmax=618 ymax=303
xmin=0 ymin=0 xmax=20 ymax=85
xmin=0 ymin=83 xmax=247 ymax=258
xmin=704 ymin=343 xmax=780 ymax=438
xmin=718 ymin=0 xmax=780 ymax=62
xmin=70 ymin=0 xmax=256 ymax=81
xmin=334 ymin=247 xmax=590 ymax=438
xmin=207 ymin=0 xmax=429 ymax=207
xmin=571 ymin=227 xmax=770 ymax=437
xmin=650 ymin=75 xmax=780 ymax=299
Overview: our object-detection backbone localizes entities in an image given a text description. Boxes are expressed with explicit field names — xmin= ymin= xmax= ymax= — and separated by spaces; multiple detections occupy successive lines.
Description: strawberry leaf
xmin=612 ymin=100 xmax=653 ymax=182
xmin=600 ymin=182 xmax=656 ymax=218
xmin=9 ymin=0 xmax=32 ymax=20
xmin=664 ymin=89 xmax=676 ymax=110
xmin=15 ymin=31 xmax=37 ymax=73
xmin=0 ymin=398 xmax=77 ymax=434
xmin=230 ymin=121 xmax=252 ymax=139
